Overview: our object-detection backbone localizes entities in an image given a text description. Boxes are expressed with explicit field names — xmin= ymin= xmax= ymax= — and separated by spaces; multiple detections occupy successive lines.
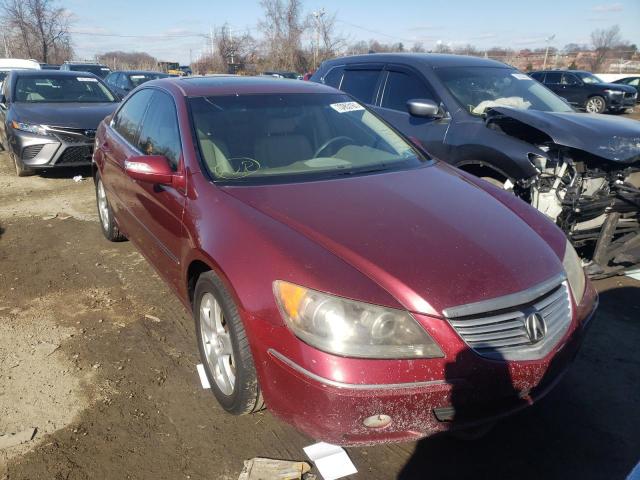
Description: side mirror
xmin=124 ymin=155 xmax=176 ymax=185
xmin=407 ymin=99 xmax=442 ymax=118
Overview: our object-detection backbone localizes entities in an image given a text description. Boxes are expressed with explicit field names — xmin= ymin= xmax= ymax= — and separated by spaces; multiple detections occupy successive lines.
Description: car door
xmin=542 ymin=72 xmax=563 ymax=96
xmin=560 ymin=73 xmax=583 ymax=105
xmin=371 ymin=65 xmax=450 ymax=159
xmin=101 ymin=88 xmax=154 ymax=233
xmin=126 ymin=90 xmax=186 ymax=286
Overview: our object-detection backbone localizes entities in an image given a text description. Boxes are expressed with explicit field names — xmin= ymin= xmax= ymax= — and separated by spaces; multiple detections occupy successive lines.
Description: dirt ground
xmin=0 ymin=137 xmax=639 ymax=479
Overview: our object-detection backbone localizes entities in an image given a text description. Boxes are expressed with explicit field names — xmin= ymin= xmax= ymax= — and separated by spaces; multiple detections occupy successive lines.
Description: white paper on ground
xmin=196 ymin=364 xmax=210 ymax=389
xmin=625 ymin=269 xmax=640 ymax=281
xmin=303 ymin=442 xmax=357 ymax=480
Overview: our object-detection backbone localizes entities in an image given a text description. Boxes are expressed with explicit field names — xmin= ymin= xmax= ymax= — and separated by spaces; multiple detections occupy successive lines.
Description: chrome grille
xmin=444 ymin=276 xmax=572 ymax=361
xmin=49 ymin=127 xmax=95 ymax=144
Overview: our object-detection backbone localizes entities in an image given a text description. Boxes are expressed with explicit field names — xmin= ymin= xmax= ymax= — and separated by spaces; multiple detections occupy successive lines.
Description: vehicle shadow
xmin=37 ymin=166 xmax=93 ymax=179
xmin=398 ymin=285 xmax=640 ymax=480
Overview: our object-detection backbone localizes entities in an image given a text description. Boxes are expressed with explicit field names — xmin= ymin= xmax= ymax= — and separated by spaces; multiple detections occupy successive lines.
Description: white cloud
xmin=591 ymin=3 xmax=624 ymax=12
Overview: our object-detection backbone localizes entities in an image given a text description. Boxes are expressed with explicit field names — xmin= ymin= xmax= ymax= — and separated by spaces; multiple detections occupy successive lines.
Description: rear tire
xmin=13 ymin=153 xmax=35 ymax=177
xmin=95 ymin=174 xmax=126 ymax=241
xmin=194 ymin=271 xmax=264 ymax=415
xmin=585 ymin=96 xmax=606 ymax=114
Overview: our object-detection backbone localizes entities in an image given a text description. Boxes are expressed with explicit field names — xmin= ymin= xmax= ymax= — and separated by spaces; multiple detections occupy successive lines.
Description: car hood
xmin=224 ymin=164 xmax=565 ymax=317
xmin=487 ymin=107 xmax=640 ymax=163
xmin=12 ymin=102 xmax=118 ymax=129
xmin=596 ymin=82 xmax=636 ymax=93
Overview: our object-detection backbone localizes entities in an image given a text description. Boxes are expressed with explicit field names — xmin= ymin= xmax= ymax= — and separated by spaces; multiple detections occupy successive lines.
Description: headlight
xmin=11 ymin=121 xmax=50 ymax=136
xmin=562 ymin=239 xmax=586 ymax=304
xmin=273 ymin=281 xmax=443 ymax=359
xmin=603 ymin=89 xmax=623 ymax=95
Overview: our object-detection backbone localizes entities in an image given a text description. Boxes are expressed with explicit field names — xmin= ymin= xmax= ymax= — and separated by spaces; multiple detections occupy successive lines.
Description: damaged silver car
xmin=311 ymin=54 xmax=640 ymax=276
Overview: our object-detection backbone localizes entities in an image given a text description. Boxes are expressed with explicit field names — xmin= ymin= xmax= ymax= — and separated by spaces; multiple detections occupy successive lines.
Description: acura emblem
xmin=524 ymin=312 xmax=546 ymax=343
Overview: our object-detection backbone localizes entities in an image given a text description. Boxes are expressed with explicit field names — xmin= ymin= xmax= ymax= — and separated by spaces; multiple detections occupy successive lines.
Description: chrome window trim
xmin=268 ymin=348 xmax=447 ymax=391
xmin=442 ymin=272 xmax=567 ymax=319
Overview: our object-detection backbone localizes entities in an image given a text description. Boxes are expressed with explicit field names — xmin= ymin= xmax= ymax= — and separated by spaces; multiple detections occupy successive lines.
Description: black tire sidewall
xmin=95 ymin=173 xmax=120 ymax=240
xmin=193 ymin=272 xmax=258 ymax=414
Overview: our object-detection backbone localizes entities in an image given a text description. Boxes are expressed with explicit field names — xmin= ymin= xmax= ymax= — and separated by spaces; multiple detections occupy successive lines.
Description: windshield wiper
xmin=331 ymin=166 xmax=389 ymax=176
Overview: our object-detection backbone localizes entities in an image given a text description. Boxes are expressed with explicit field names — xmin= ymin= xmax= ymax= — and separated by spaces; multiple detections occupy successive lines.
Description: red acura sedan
xmin=92 ymin=76 xmax=597 ymax=445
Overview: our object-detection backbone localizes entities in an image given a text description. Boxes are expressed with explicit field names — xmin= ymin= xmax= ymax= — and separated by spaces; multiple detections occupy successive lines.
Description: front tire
xmin=95 ymin=174 xmax=126 ymax=241
xmin=585 ymin=96 xmax=606 ymax=114
xmin=194 ymin=271 xmax=263 ymax=415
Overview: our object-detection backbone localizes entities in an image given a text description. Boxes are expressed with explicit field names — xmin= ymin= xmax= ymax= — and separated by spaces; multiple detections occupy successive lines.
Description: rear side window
xmin=381 ymin=71 xmax=434 ymax=112
xmin=340 ymin=69 xmax=381 ymax=104
xmin=545 ymin=72 xmax=561 ymax=84
xmin=323 ymin=67 xmax=344 ymax=88
xmin=137 ymin=91 xmax=182 ymax=170
xmin=529 ymin=72 xmax=544 ymax=81
xmin=113 ymin=89 xmax=154 ymax=146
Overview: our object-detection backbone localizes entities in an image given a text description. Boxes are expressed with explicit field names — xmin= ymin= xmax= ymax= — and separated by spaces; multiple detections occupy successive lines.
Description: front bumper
xmin=607 ymin=92 xmax=637 ymax=109
xmin=10 ymin=128 xmax=95 ymax=168
xmin=256 ymin=283 xmax=598 ymax=446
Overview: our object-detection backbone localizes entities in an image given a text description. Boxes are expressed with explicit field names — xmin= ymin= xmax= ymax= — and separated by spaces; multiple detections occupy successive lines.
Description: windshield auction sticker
xmin=511 ymin=73 xmax=532 ymax=80
xmin=330 ymin=102 xmax=365 ymax=113
xmin=77 ymin=77 xmax=98 ymax=82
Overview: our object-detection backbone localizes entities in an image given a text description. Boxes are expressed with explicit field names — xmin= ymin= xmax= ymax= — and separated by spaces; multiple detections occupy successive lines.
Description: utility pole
xmin=312 ymin=8 xmax=325 ymax=70
xmin=210 ymin=26 xmax=215 ymax=57
xmin=542 ymin=34 xmax=556 ymax=70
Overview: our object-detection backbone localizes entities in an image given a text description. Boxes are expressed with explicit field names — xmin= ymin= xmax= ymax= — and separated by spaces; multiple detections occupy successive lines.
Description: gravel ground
xmin=0 ymin=120 xmax=639 ymax=480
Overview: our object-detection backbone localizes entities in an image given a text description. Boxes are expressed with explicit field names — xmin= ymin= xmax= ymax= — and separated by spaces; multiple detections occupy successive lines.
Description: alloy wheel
xmin=97 ymin=179 xmax=110 ymax=232
xmin=586 ymin=97 xmax=605 ymax=113
xmin=199 ymin=292 xmax=236 ymax=395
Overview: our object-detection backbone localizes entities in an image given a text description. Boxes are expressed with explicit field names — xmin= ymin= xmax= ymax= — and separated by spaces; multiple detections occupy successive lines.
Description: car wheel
xmin=12 ymin=153 xmax=35 ymax=177
xmin=585 ymin=96 xmax=606 ymax=114
xmin=95 ymin=174 xmax=126 ymax=241
xmin=194 ymin=271 xmax=264 ymax=415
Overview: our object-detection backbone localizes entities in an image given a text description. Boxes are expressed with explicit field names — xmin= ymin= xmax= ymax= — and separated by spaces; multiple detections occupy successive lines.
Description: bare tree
xmin=410 ymin=42 xmax=426 ymax=53
xmin=309 ymin=10 xmax=345 ymax=66
xmin=259 ymin=0 xmax=306 ymax=71
xmin=97 ymin=51 xmax=158 ymax=71
xmin=1 ymin=0 xmax=72 ymax=63
xmin=215 ymin=24 xmax=257 ymax=72
xmin=589 ymin=25 xmax=623 ymax=72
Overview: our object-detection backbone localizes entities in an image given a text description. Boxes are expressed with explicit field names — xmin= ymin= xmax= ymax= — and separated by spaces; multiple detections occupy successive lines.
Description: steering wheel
xmin=314 ymin=136 xmax=354 ymax=158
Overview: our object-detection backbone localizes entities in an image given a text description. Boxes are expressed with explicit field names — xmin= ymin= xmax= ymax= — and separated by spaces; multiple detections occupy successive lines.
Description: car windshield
xmin=435 ymin=66 xmax=573 ymax=115
xmin=128 ymin=73 xmax=168 ymax=87
xmin=15 ymin=75 xmax=116 ymax=103
xmin=190 ymin=93 xmax=427 ymax=183
xmin=575 ymin=72 xmax=603 ymax=84
xmin=69 ymin=65 xmax=111 ymax=78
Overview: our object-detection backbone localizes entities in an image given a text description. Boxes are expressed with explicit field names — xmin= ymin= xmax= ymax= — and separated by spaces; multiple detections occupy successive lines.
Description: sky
xmin=67 ymin=0 xmax=640 ymax=64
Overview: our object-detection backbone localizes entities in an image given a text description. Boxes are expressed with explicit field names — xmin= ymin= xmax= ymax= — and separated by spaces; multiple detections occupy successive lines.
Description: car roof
xmin=111 ymin=70 xmax=168 ymax=75
xmin=145 ymin=75 xmax=337 ymax=96
xmin=531 ymin=70 xmax=590 ymax=74
xmin=322 ymin=53 xmax=509 ymax=69
xmin=9 ymin=70 xmax=102 ymax=79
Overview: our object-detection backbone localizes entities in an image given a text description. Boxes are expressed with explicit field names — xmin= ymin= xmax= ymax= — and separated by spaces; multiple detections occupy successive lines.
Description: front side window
xmin=137 ymin=91 xmax=181 ymax=170
xmin=435 ymin=66 xmax=573 ymax=115
xmin=113 ymin=88 xmax=154 ymax=145
xmin=562 ymin=73 xmax=579 ymax=85
xmin=323 ymin=67 xmax=344 ymax=88
xmin=576 ymin=72 xmax=603 ymax=84
xmin=381 ymin=71 xmax=434 ymax=112
xmin=339 ymin=69 xmax=381 ymax=104
xmin=190 ymin=93 xmax=428 ymax=184
xmin=14 ymin=75 xmax=117 ymax=103
xmin=545 ymin=72 xmax=562 ymax=84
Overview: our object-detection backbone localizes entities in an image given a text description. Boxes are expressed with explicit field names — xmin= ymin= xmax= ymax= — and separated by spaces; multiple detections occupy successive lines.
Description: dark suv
xmin=529 ymin=70 xmax=637 ymax=113
xmin=60 ymin=62 xmax=112 ymax=79
xmin=311 ymin=54 xmax=640 ymax=277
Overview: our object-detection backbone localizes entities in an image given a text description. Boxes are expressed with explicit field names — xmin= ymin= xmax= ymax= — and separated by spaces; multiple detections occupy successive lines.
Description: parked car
xmin=529 ymin=70 xmax=637 ymax=113
xmin=105 ymin=70 xmax=170 ymax=97
xmin=92 ymin=76 xmax=597 ymax=445
xmin=0 ymin=58 xmax=40 ymax=89
xmin=179 ymin=65 xmax=193 ymax=76
xmin=311 ymin=54 xmax=640 ymax=277
xmin=39 ymin=64 xmax=61 ymax=70
xmin=0 ymin=70 xmax=119 ymax=176
xmin=262 ymin=70 xmax=300 ymax=79
xmin=613 ymin=76 xmax=640 ymax=101
xmin=60 ymin=61 xmax=111 ymax=79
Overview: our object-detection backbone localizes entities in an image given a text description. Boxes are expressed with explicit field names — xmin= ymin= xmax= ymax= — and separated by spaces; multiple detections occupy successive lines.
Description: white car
xmin=0 ymin=59 xmax=41 ymax=89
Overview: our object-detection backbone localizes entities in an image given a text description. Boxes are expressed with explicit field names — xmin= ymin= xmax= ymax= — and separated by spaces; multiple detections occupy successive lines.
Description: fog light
xmin=363 ymin=414 xmax=392 ymax=429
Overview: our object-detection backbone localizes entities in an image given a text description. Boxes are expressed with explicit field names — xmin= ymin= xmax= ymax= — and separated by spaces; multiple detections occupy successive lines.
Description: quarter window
xmin=339 ymin=69 xmax=381 ymax=104
xmin=137 ymin=91 xmax=182 ymax=170
xmin=324 ymin=67 xmax=344 ymax=88
xmin=113 ymin=89 xmax=154 ymax=146
xmin=381 ymin=71 xmax=434 ymax=112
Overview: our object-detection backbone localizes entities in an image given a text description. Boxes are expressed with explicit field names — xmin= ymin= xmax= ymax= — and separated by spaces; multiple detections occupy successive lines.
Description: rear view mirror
xmin=124 ymin=155 xmax=175 ymax=185
xmin=407 ymin=99 xmax=442 ymax=118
